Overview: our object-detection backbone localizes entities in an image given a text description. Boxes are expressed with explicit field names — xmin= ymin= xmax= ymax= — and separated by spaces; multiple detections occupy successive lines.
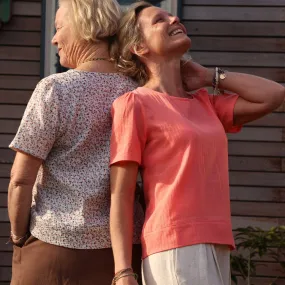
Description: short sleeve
xmin=110 ymin=92 xmax=147 ymax=166
xmin=209 ymin=93 xmax=242 ymax=133
xmin=9 ymin=78 xmax=60 ymax=160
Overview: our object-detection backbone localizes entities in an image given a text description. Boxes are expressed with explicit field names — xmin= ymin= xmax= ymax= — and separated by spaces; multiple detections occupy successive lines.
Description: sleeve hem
xmin=9 ymin=144 xmax=46 ymax=160
xmin=226 ymin=94 xmax=242 ymax=133
xmin=110 ymin=156 xmax=141 ymax=167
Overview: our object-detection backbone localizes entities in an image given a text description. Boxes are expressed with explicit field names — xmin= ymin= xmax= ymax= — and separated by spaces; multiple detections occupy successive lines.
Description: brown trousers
xmin=11 ymin=235 xmax=142 ymax=285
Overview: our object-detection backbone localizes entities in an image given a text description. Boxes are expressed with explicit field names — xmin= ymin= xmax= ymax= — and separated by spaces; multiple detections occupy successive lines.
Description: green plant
xmin=231 ymin=226 xmax=285 ymax=285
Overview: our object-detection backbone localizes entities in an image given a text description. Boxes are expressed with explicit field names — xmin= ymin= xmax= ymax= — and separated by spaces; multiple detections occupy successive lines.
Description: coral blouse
xmin=110 ymin=87 xmax=241 ymax=258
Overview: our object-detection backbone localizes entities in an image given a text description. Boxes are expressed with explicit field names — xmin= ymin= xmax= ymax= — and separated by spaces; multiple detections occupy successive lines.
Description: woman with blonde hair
xmin=109 ymin=2 xmax=285 ymax=285
xmin=8 ymin=0 xmax=144 ymax=284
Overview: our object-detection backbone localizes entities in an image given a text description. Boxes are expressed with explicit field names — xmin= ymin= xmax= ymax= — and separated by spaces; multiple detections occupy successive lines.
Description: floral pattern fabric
xmin=10 ymin=70 xmax=144 ymax=249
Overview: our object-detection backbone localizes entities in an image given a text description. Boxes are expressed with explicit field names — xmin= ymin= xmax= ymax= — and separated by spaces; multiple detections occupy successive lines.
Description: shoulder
xmin=113 ymin=89 xmax=142 ymax=105
xmin=29 ymin=73 xmax=65 ymax=105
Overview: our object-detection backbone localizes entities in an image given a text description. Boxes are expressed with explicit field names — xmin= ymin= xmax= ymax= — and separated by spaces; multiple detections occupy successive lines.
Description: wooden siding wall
xmin=0 ymin=0 xmax=42 ymax=283
xmin=182 ymin=0 xmax=285 ymax=284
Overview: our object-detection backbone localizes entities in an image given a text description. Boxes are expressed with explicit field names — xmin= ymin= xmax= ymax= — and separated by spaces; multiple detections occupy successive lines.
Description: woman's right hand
xmin=115 ymin=275 xmax=139 ymax=285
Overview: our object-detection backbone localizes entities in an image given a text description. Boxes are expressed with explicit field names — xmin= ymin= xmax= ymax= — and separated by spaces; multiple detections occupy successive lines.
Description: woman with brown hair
xmin=109 ymin=2 xmax=285 ymax=285
xmin=8 ymin=1 xmax=144 ymax=284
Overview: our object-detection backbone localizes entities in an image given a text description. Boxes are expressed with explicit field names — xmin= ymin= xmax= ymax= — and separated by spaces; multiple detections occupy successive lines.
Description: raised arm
xmin=8 ymin=152 xmax=42 ymax=245
xmin=110 ymin=161 xmax=139 ymax=285
xmin=182 ymin=61 xmax=285 ymax=125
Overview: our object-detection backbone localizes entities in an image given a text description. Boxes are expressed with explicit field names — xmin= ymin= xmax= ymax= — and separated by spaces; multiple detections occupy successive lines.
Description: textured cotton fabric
xmin=110 ymin=87 xmax=241 ymax=258
xmin=10 ymin=70 xmax=143 ymax=249
xmin=142 ymin=244 xmax=230 ymax=285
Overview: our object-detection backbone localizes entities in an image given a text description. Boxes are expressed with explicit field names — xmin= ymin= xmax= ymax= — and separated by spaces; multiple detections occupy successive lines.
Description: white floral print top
xmin=10 ymin=70 xmax=144 ymax=249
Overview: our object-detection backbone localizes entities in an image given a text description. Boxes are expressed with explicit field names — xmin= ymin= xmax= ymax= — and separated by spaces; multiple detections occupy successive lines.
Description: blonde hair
xmin=115 ymin=1 xmax=153 ymax=85
xmin=59 ymin=0 xmax=121 ymax=42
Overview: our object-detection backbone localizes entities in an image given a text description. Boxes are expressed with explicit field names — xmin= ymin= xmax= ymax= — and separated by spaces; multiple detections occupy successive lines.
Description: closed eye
xmin=155 ymin=18 xmax=164 ymax=24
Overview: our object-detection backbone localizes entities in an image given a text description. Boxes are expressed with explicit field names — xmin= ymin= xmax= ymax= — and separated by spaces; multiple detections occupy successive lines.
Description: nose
xmin=51 ymin=33 xmax=57 ymax=46
xmin=170 ymin=15 xmax=180 ymax=25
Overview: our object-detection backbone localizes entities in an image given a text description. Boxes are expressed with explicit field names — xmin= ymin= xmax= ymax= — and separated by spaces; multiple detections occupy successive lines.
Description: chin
xmin=60 ymin=57 xmax=74 ymax=69
xmin=170 ymin=39 xmax=191 ymax=57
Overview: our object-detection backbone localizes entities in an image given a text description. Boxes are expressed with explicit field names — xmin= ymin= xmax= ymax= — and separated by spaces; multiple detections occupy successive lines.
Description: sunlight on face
xmin=137 ymin=6 xmax=191 ymax=58
xmin=51 ymin=4 xmax=78 ymax=68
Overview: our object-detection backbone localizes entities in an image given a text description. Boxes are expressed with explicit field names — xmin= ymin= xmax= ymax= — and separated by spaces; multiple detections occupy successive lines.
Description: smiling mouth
xmin=169 ymin=29 xmax=184 ymax=36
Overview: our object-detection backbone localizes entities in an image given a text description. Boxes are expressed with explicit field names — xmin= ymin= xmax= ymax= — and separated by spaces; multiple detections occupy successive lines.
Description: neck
xmin=144 ymin=57 xmax=185 ymax=97
xmin=75 ymin=41 xmax=116 ymax=73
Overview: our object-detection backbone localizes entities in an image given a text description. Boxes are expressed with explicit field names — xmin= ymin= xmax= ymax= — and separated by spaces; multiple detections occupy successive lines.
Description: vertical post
xmin=40 ymin=0 xmax=46 ymax=79
xmin=161 ymin=0 xmax=178 ymax=16
xmin=43 ymin=0 xmax=57 ymax=77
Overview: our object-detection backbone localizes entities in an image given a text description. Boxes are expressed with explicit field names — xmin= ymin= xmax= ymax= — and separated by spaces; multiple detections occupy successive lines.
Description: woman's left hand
xmin=181 ymin=60 xmax=213 ymax=91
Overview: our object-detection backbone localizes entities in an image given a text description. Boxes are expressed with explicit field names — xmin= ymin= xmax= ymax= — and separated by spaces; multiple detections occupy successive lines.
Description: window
xmin=43 ymin=0 xmax=178 ymax=77
xmin=0 ymin=0 xmax=12 ymax=25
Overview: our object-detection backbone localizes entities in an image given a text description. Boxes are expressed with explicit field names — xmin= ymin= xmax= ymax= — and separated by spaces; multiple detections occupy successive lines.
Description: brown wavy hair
xmin=113 ymin=1 xmax=153 ymax=85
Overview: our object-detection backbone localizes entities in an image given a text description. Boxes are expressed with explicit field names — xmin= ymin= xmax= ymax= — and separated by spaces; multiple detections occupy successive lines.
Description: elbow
xmin=9 ymin=169 xmax=35 ymax=193
xmin=266 ymin=86 xmax=285 ymax=111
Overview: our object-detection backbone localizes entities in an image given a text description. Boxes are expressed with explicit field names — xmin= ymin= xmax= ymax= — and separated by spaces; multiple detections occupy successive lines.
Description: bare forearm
xmin=206 ymin=69 xmax=285 ymax=108
xmin=110 ymin=194 xmax=134 ymax=273
xmin=8 ymin=182 xmax=33 ymax=236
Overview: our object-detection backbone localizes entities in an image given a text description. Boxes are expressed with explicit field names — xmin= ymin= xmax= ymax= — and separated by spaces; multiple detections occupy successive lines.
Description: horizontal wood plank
xmin=191 ymin=52 xmax=285 ymax=67
xmin=255 ymin=262 xmax=285 ymax=277
xmin=231 ymin=186 xmax=285 ymax=202
xmin=0 ymin=266 xmax=11 ymax=282
xmin=0 ymin=253 xmax=12 ymax=266
xmin=183 ymin=0 xmax=285 ymax=5
xmin=0 ymin=192 xmax=7 ymax=207
xmin=0 ymin=31 xmax=41 ymax=46
xmin=235 ymin=277 xmax=285 ymax=285
xmin=0 ymin=238 xmax=11 ymax=251
xmin=0 ymin=61 xmax=40 ymax=76
xmin=0 ymin=75 xmax=39 ymax=90
xmin=183 ymin=6 xmax=285 ymax=21
xmin=231 ymin=216 xmax=281 ymax=230
xmin=0 ymin=120 xmax=21 ymax=134
xmin=228 ymin=127 xmax=284 ymax=142
xmin=0 ymin=46 xmax=40 ymax=61
xmin=0 ymin=149 xmax=15 ymax=164
xmin=0 ymin=105 xmax=26 ymax=119
xmin=0 ymin=136 xmax=14 ymax=148
xmin=0 ymin=223 xmax=10 ymax=237
xmin=223 ymin=67 xmax=285 ymax=82
xmin=229 ymin=157 xmax=283 ymax=172
xmin=247 ymin=113 xmax=285 ymax=127
xmin=0 ymin=164 xmax=11 ymax=178
xmin=0 ymin=90 xmax=31 ymax=104
xmin=0 ymin=209 xmax=9 ymax=222
xmin=2 ymin=16 xmax=41 ymax=31
xmin=231 ymin=201 xmax=285 ymax=217
xmin=12 ymin=2 xmax=41 ymax=16
xmin=191 ymin=37 xmax=285 ymax=52
xmin=0 ymin=179 xmax=9 ymax=193
xmin=230 ymin=171 xmax=285 ymax=187
xmin=184 ymin=21 xmax=285 ymax=37
xmin=228 ymin=141 xmax=285 ymax=157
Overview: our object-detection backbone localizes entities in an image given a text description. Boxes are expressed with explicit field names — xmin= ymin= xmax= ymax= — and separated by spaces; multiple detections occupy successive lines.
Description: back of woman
xmin=7 ymin=0 xmax=143 ymax=284
xmin=10 ymin=70 xmax=143 ymax=248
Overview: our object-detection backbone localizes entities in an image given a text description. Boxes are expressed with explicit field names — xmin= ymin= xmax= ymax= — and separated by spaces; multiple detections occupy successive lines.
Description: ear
xmin=131 ymin=43 xmax=149 ymax=57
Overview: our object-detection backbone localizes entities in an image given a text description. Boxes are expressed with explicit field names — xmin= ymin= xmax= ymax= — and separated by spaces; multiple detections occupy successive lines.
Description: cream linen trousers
xmin=142 ymin=244 xmax=231 ymax=285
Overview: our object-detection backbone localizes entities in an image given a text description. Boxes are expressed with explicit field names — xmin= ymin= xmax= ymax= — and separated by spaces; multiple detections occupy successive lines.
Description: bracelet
xmin=212 ymin=67 xmax=227 ymax=95
xmin=10 ymin=231 xmax=28 ymax=241
xmin=112 ymin=273 xmax=138 ymax=284
xmin=7 ymin=232 xmax=28 ymax=245
xmin=112 ymin=268 xmax=138 ymax=285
